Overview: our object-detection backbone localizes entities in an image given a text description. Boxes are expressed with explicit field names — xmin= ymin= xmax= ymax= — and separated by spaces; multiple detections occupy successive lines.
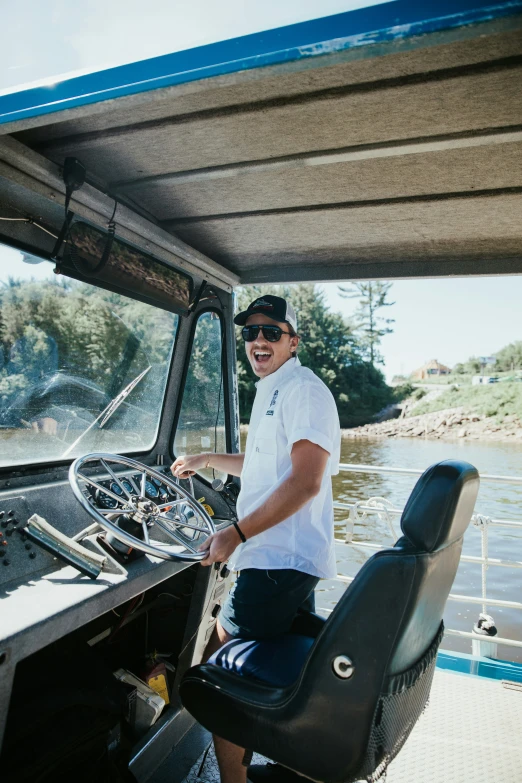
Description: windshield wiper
xmin=61 ymin=365 xmax=151 ymax=459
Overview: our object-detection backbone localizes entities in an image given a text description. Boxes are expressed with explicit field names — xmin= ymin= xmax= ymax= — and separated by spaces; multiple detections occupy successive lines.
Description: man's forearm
xmin=206 ymin=452 xmax=245 ymax=477
xmin=239 ymin=473 xmax=318 ymax=540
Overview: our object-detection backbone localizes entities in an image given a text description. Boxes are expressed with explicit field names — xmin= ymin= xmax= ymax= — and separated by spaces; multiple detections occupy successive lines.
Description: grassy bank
xmin=411 ymin=382 xmax=522 ymax=421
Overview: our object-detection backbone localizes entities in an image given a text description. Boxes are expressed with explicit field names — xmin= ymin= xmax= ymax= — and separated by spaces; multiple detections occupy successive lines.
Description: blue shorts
xmin=219 ymin=568 xmax=319 ymax=640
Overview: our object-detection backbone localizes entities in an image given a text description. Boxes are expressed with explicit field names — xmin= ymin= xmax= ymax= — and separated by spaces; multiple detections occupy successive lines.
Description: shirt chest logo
xmin=266 ymin=389 xmax=278 ymax=415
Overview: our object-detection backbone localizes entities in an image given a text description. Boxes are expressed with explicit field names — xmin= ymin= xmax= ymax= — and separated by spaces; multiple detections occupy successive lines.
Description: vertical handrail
xmin=472 ymin=514 xmax=491 ymax=615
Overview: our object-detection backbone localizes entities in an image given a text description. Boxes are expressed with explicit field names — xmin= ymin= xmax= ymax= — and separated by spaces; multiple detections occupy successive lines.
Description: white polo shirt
xmin=229 ymin=357 xmax=340 ymax=579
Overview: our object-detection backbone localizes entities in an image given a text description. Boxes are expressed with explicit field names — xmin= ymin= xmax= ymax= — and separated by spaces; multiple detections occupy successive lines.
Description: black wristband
xmin=233 ymin=521 xmax=246 ymax=543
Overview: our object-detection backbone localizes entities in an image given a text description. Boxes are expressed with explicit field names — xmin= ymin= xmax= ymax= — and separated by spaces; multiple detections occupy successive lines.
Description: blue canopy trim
xmin=1 ymin=0 xmax=522 ymax=127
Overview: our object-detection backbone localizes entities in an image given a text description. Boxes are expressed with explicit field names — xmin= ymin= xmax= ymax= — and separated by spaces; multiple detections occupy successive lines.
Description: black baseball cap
xmin=234 ymin=295 xmax=298 ymax=332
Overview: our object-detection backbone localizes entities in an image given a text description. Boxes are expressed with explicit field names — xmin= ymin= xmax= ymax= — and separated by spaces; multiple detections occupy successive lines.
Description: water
xmin=324 ymin=438 xmax=522 ymax=662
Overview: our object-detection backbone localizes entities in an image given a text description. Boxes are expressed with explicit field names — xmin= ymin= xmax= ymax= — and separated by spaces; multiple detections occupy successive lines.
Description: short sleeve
xmin=281 ymin=379 xmax=340 ymax=473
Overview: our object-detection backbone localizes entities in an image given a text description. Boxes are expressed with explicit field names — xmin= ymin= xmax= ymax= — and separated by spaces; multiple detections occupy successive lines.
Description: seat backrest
xmin=388 ymin=459 xmax=480 ymax=673
xmin=288 ymin=459 xmax=479 ymax=781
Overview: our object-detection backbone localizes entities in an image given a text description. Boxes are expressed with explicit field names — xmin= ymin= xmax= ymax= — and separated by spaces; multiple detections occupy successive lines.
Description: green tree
xmin=452 ymin=356 xmax=482 ymax=375
xmin=494 ymin=341 xmax=522 ymax=372
xmin=0 ymin=276 xmax=177 ymax=409
xmin=235 ymin=284 xmax=393 ymax=426
xmin=338 ymin=281 xmax=394 ymax=365
xmin=452 ymin=363 xmax=466 ymax=375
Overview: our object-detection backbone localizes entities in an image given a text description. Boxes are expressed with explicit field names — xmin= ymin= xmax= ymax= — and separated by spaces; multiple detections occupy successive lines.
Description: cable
xmin=0 ymin=215 xmax=59 ymax=239
xmin=108 ymin=594 xmax=142 ymax=644
xmin=111 ymin=593 xmax=144 ymax=618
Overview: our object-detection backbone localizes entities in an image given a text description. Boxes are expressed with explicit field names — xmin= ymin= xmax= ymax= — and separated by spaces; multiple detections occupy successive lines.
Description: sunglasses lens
xmin=262 ymin=326 xmax=282 ymax=342
xmin=241 ymin=325 xmax=283 ymax=342
xmin=241 ymin=326 xmax=257 ymax=341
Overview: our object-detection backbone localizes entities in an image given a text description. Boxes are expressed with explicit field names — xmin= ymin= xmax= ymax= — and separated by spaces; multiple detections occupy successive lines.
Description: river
xmin=320 ymin=437 xmax=522 ymax=663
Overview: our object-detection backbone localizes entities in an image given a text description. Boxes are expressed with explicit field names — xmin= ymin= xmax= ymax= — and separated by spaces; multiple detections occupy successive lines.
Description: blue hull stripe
xmin=1 ymin=0 xmax=522 ymax=127
xmin=437 ymin=650 xmax=522 ymax=683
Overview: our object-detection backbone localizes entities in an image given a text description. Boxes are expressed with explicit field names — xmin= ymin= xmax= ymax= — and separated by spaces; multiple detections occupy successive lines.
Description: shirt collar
xmin=255 ymin=356 xmax=300 ymax=390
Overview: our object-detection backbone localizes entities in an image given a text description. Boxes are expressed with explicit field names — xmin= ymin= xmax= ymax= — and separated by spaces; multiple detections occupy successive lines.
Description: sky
xmin=322 ymin=277 xmax=522 ymax=381
xmin=1 ymin=1 xmax=520 ymax=382
xmin=0 ymin=0 xmax=390 ymax=95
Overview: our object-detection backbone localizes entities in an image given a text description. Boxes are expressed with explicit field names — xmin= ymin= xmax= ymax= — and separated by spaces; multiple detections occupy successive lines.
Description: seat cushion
xmin=208 ymin=634 xmax=315 ymax=687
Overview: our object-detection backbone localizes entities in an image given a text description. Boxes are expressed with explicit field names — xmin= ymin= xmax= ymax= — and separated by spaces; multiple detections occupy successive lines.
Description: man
xmin=171 ymin=295 xmax=340 ymax=783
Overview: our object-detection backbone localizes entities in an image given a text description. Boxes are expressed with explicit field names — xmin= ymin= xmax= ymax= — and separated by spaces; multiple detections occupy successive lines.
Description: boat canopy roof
xmin=1 ymin=0 xmax=522 ymax=286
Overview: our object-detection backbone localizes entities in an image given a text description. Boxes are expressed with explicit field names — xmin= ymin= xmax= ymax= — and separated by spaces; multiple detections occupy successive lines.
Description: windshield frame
xmin=169 ymin=305 xmax=234 ymax=487
xmin=0 ymin=240 xmax=183 ymax=476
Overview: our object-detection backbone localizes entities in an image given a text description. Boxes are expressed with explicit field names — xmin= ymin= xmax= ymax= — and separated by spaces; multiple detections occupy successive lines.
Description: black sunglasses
xmin=241 ymin=324 xmax=293 ymax=342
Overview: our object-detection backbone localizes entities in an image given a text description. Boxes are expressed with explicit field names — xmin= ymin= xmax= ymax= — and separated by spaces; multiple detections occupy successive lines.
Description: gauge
xmin=95 ymin=489 xmax=119 ymax=509
xmin=151 ymin=476 xmax=169 ymax=499
xmin=110 ymin=479 xmax=134 ymax=497
xmin=145 ymin=480 xmax=159 ymax=498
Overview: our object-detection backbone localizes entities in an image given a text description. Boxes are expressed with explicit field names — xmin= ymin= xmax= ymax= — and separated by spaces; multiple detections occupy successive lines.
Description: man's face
xmin=244 ymin=313 xmax=299 ymax=379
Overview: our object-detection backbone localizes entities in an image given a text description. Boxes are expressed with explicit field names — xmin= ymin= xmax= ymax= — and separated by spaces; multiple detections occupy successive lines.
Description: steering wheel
xmin=69 ymin=452 xmax=215 ymax=561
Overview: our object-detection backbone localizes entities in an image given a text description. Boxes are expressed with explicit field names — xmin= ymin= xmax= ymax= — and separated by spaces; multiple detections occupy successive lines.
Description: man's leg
xmin=203 ymin=617 xmax=233 ymax=661
xmin=201 ymin=571 xmax=319 ymax=783
xmin=203 ymin=619 xmax=248 ymax=783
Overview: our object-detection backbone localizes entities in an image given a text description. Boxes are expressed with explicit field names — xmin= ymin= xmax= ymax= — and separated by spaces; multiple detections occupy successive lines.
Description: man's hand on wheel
xmin=199 ymin=526 xmax=241 ymax=567
xmin=170 ymin=453 xmax=208 ymax=479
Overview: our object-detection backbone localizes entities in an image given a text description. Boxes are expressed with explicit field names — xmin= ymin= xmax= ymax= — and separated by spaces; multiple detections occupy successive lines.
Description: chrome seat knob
xmin=332 ymin=655 xmax=354 ymax=679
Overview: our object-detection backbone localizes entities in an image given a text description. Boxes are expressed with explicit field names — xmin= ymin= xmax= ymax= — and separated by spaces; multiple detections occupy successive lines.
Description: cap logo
xmin=253 ymin=298 xmax=274 ymax=309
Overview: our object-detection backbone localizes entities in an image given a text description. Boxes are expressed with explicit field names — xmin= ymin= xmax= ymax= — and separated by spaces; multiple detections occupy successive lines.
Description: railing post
xmin=470 ymin=514 xmax=499 ymax=658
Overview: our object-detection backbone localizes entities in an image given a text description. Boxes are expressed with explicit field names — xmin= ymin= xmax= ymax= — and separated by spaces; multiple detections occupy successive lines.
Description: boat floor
xmin=179 ymin=668 xmax=522 ymax=782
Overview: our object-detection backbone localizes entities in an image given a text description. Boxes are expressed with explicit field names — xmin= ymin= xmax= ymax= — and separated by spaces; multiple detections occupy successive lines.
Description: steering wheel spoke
xmin=77 ymin=473 xmax=129 ymax=508
xmin=100 ymin=458 xmax=133 ymax=500
xmin=69 ymin=453 xmax=215 ymax=562
xmin=154 ymin=517 xmax=200 ymax=553
xmin=157 ymin=513 xmax=209 ymax=534
xmin=141 ymin=519 xmax=151 ymax=545
xmin=156 ymin=499 xmax=186 ymax=511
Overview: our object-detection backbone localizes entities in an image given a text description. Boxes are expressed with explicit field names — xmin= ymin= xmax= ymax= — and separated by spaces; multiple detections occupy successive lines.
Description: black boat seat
xmin=180 ymin=460 xmax=479 ymax=783
xmin=208 ymin=634 xmax=315 ymax=687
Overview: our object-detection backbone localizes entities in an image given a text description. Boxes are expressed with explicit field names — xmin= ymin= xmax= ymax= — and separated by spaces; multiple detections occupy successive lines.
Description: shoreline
xmin=341 ymin=407 xmax=522 ymax=443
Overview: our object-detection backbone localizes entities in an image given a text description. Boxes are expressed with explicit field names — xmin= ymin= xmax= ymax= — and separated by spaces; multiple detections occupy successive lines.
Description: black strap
xmin=189 ymin=279 xmax=208 ymax=313
xmin=233 ymin=521 xmax=246 ymax=543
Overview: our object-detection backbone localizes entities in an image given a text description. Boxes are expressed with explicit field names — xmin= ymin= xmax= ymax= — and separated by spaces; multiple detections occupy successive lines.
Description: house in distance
xmin=411 ymin=360 xmax=451 ymax=381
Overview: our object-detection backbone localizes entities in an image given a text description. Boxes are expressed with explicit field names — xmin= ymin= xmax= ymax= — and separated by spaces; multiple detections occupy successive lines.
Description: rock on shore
xmin=342 ymin=407 xmax=522 ymax=442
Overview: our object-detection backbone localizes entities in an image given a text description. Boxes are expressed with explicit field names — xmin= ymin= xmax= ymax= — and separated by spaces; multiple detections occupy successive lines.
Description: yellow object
xmin=148 ymin=674 xmax=170 ymax=704
xmin=198 ymin=497 xmax=215 ymax=516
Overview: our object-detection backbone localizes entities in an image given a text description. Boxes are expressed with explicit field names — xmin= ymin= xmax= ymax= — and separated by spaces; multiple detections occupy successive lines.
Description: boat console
xmin=0 ymin=461 xmax=236 ymax=781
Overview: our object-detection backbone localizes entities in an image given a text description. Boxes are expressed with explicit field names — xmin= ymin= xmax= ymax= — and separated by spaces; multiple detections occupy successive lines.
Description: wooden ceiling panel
xmin=33 ymin=66 xmax=522 ymax=186
xmin=115 ymin=139 xmax=522 ymax=220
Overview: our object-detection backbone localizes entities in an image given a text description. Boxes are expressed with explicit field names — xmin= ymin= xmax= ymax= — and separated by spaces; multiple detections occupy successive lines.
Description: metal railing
xmin=330 ymin=463 xmax=522 ymax=653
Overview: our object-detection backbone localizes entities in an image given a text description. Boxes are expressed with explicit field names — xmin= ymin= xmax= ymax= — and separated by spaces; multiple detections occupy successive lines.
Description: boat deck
xmin=180 ymin=667 xmax=522 ymax=782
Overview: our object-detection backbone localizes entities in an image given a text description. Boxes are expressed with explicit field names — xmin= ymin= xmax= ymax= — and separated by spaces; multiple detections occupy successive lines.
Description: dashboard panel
xmin=0 ymin=465 xmax=236 ymax=592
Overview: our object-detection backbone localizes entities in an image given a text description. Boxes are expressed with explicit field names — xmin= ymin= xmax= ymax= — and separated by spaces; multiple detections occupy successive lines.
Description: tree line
xmin=1 ymin=275 xmax=397 ymax=430
xmin=452 ymin=341 xmax=522 ymax=375
xmin=236 ymin=282 xmax=396 ymax=427
xmin=0 ymin=276 xmax=177 ymax=411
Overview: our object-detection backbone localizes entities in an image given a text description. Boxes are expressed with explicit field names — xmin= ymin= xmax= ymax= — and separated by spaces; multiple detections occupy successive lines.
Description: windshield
xmin=0 ymin=243 xmax=178 ymax=467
